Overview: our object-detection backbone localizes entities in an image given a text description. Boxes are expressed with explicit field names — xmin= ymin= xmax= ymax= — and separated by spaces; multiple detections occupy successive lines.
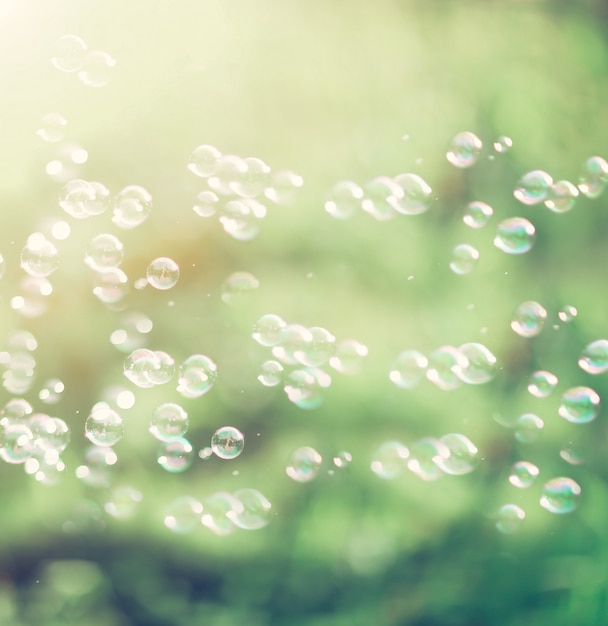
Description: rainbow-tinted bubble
xmin=286 ymin=446 xmax=322 ymax=483
xmin=511 ymin=301 xmax=547 ymax=338
xmin=558 ymin=386 xmax=600 ymax=424
xmin=578 ymin=155 xmax=608 ymax=198
xmin=449 ymin=244 xmax=479 ymax=275
xmin=539 ymin=477 xmax=581 ymax=514
xmin=370 ymin=441 xmax=409 ymax=479
xmin=495 ymin=504 xmax=525 ymax=534
xmin=463 ymin=201 xmax=493 ymax=228
xmin=578 ymin=339 xmax=608 ymax=374
xmin=527 ymin=370 xmax=558 ymax=398
xmin=389 ymin=350 xmax=427 ymax=389
xmin=324 ymin=180 xmax=364 ymax=220
xmin=513 ymin=170 xmax=553 ymax=205
xmin=211 ymin=426 xmax=244 ymax=459
xmin=494 ymin=217 xmax=536 ymax=255
xmin=446 ymin=131 xmax=482 ymax=168
xmin=508 ymin=461 xmax=540 ymax=488
xmin=393 ymin=173 xmax=432 ymax=215
xmin=157 ymin=437 xmax=194 ymax=473
xmin=436 ymin=433 xmax=478 ymax=475
xmin=407 ymin=437 xmax=450 ymax=481
xmin=544 ymin=180 xmax=579 ymax=213
xmin=514 ymin=413 xmax=544 ymax=443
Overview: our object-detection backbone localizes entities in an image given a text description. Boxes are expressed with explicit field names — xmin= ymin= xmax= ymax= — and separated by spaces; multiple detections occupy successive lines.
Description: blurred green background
xmin=2 ymin=0 xmax=608 ymax=624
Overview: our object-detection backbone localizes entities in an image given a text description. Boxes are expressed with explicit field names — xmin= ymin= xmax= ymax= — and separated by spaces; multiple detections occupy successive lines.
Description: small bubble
xmin=496 ymin=504 xmax=525 ymax=534
xmin=187 ymin=144 xmax=222 ymax=178
xmin=211 ymin=426 xmax=244 ymax=459
xmin=146 ymin=257 xmax=179 ymax=290
xmin=435 ymin=433 xmax=478 ymax=475
xmin=93 ymin=268 xmax=129 ymax=304
xmin=527 ymin=370 xmax=558 ymax=398
xmin=324 ymin=181 xmax=364 ymax=220
xmin=370 ymin=441 xmax=409 ymax=479
xmin=177 ymin=354 xmax=218 ymax=398
xmin=463 ymin=201 xmax=493 ymax=228
xmin=164 ymin=496 xmax=203 ymax=534
xmin=286 ymin=446 xmax=322 ymax=482
xmin=449 ymin=244 xmax=479 ymax=275
xmin=295 ymin=327 xmax=336 ymax=368
xmin=0 ymin=424 xmax=34 ymax=464
xmin=328 ymin=339 xmax=368 ymax=374
xmin=558 ymin=305 xmax=577 ymax=323
xmin=201 ymin=492 xmax=242 ymax=535
xmin=578 ymin=339 xmax=608 ymax=374
xmin=36 ymin=113 xmax=67 ymax=143
xmin=540 ymin=477 xmax=581 ymax=514
xmin=578 ymin=156 xmax=608 ymax=198
xmin=545 ymin=180 xmax=579 ymax=213
xmin=494 ymin=217 xmax=535 ymax=254
xmin=252 ymin=314 xmax=286 ymax=347
xmin=426 ymin=346 xmax=468 ymax=391
xmin=514 ymin=413 xmax=544 ymax=443
xmin=149 ymin=403 xmax=189 ymax=441
xmin=192 ymin=190 xmax=220 ymax=217
xmin=333 ymin=451 xmax=352 ymax=468
xmin=221 ymin=271 xmax=259 ymax=305
xmin=257 ymin=360 xmax=284 ymax=387
xmin=407 ymin=437 xmax=450 ymax=481
xmin=84 ymin=234 xmax=124 ymax=272
xmin=230 ymin=156 xmax=271 ymax=198
xmin=558 ymin=386 xmax=600 ymax=424
xmin=392 ymin=173 xmax=432 ymax=215
xmin=219 ymin=198 xmax=265 ymax=240
xmin=446 ymin=131 xmax=482 ymax=168
xmin=265 ymin=170 xmax=303 ymax=205
xmin=559 ymin=446 xmax=585 ymax=466
xmin=113 ymin=185 xmax=152 ymax=229
xmin=456 ymin=342 xmax=498 ymax=384
xmin=77 ymin=50 xmax=116 ymax=87
xmin=198 ymin=446 xmax=213 ymax=460
xmin=157 ymin=437 xmax=193 ymax=473
xmin=511 ymin=301 xmax=547 ymax=338
xmin=513 ymin=170 xmax=553 ymax=205
xmin=84 ymin=403 xmax=124 ymax=447
xmin=361 ymin=176 xmax=402 ymax=221
xmin=50 ymin=35 xmax=87 ymax=72
xmin=283 ymin=368 xmax=330 ymax=409
xmin=20 ymin=233 xmax=59 ymax=278
xmin=232 ymin=488 xmax=273 ymax=530
xmin=493 ymin=136 xmax=513 ymax=154
xmin=508 ymin=461 xmax=540 ymax=488
xmin=389 ymin=350 xmax=428 ymax=389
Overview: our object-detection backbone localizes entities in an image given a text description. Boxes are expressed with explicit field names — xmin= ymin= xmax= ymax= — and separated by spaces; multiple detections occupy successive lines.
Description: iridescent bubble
xmin=104 ymin=486 xmax=143 ymax=519
xmin=77 ymin=50 xmax=116 ymax=87
xmin=149 ymin=403 xmax=188 ymax=441
xmin=84 ymin=234 xmax=124 ymax=272
xmin=265 ymin=170 xmax=303 ymax=205
xmin=514 ymin=413 xmax=544 ymax=443
xmin=540 ymin=477 xmax=581 ymax=514
xmin=559 ymin=446 xmax=585 ymax=466
xmin=578 ymin=156 xmax=608 ymax=198
xmin=36 ymin=113 xmax=67 ymax=143
xmin=146 ymin=350 xmax=175 ymax=385
xmin=201 ymin=492 xmax=242 ymax=535
xmin=370 ymin=441 xmax=409 ymax=479
xmin=192 ymin=190 xmax=219 ymax=217
xmin=508 ymin=461 xmax=540 ymax=488
xmin=85 ymin=403 xmax=124 ymax=447
xmin=333 ymin=451 xmax=352 ymax=469
xmin=463 ymin=201 xmax=493 ymax=228
xmin=272 ymin=324 xmax=312 ymax=366
xmin=187 ymin=144 xmax=222 ymax=178
xmin=59 ymin=179 xmax=96 ymax=218
xmin=232 ymin=488 xmax=273 ymax=530
xmin=219 ymin=198 xmax=265 ymax=240
xmin=434 ymin=434 xmax=478 ymax=475
xmin=361 ymin=176 xmax=402 ymax=221
xmin=177 ymin=354 xmax=218 ymax=398
xmin=147 ymin=257 xmax=179 ymax=290
xmin=527 ymin=370 xmax=558 ymax=398
xmin=494 ymin=217 xmax=535 ymax=254
xmin=92 ymin=268 xmax=129 ymax=304
xmin=50 ymin=35 xmax=87 ymax=72
xmin=328 ymin=339 xmax=368 ymax=374
xmin=513 ymin=170 xmax=553 ymax=205
xmin=113 ymin=185 xmax=152 ymax=229
xmin=449 ymin=244 xmax=479 ymax=275
xmin=393 ymin=173 xmax=432 ymax=215
xmin=408 ymin=437 xmax=450 ymax=481
xmin=221 ymin=271 xmax=259 ymax=305
xmin=283 ymin=368 xmax=330 ymax=409
xmin=544 ymin=180 xmax=579 ymax=213
xmin=426 ymin=346 xmax=468 ymax=391
xmin=511 ymin=301 xmax=547 ymax=338
xmin=257 ymin=360 xmax=284 ymax=387
xmin=0 ymin=398 xmax=33 ymax=423
xmin=324 ymin=180 xmax=364 ymax=220
xmin=2 ymin=353 xmax=37 ymax=394
xmin=20 ymin=233 xmax=59 ymax=277
xmin=457 ymin=342 xmax=498 ymax=384
xmin=578 ymin=339 xmax=608 ymax=374
xmin=286 ymin=446 xmax=322 ymax=482
xmin=123 ymin=348 xmax=159 ymax=388
xmin=295 ymin=326 xmax=336 ymax=368
xmin=389 ymin=350 xmax=427 ymax=389
xmin=0 ymin=424 xmax=34 ymax=464
xmin=157 ymin=437 xmax=194 ymax=473
xmin=29 ymin=415 xmax=70 ymax=453
xmin=164 ymin=496 xmax=203 ymax=534
xmin=496 ymin=504 xmax=525 ymax=534
xmin=39 ymin=378 xmax=65 ymax=404
xmin=211 ymin=426 xmax=244 ymax=459
xmin=493 ymin=136 xmax=513 ymax=154
xmin=558 ymin=386 xmax=600 ymax=424
xmin=230 ymin=156 xmax=271 ymax=198
xmin=558 ymin=305 xmax=577 ymax=323
xmin=446 ymin=131 xmax=482 ymax=168
xmin=252 ymin=313 xmax=286 ymax=347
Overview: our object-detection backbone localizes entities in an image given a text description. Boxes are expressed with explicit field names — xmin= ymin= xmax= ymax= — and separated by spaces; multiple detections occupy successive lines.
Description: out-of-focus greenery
xmin=3 ymin=1 xmax=608 ymax=624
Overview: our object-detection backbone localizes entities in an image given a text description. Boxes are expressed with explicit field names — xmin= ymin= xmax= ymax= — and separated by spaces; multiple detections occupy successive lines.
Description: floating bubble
xmin=20 ymin=233 xmax=59 ymax=278
xmin=1 ymin=398 xmax=34 ymax=423
xmin=201 ymin=492 xmax=242 ymax=535
xmin=558 ymin=305 xmax=577 ymax=323
xmin=76 ymin=445 xmax=117 ymax=488
xmin=508 ymin=461 xmax=539 ymax=488
xmin=333 ymin=451 xmax=352 ymax=468
xmin=496 ymin=504 xmax=525 ymax=534
xmin=295 ymin=326 xmax=336 ymax=368
xmin=286 ymin=446 xmax=322 ymax=482
xmin=164 ymin=496 xmax=203 ymax=534
xmin=578 ymin=339 xmax=608 ymax=374
xmin=446 ymin=131 xmax=482 ymax=168
xmin=457 ymin=342 xmax=498 ymax=384
xmin=493 ymin=136 xmax=513 ymax=154
xmin=393 ymin=173 xmax=432 ymax=215
xmin=84 ymin=234 xmax=124 ymax=272
xmin=30 ymin=415 xmax=70 ymax=453
xmin=219 ymin=198 xmax=265 ymax=240
xmin=36 ymin=113 xmax=67 ymax=143
xmin=146 ymin=257 xmax=179 ymax=290
xmin=324 ymin=180 xmax=364 ymax=220
xmin=38 ymin=378 xmax=65 ymax=404
xmin=389 ymin=350 xmax=427 ymax=389
xmin=85 ymin=403 xmax=124 ymax=447
xmin=370 ymin=440 xmax=409 ymax=479
xmin=527 ymin=370 xmax=558 ymax=398
xmin=123 ymin=348 xmax=158 ymax=388
xmin=449 ymin=244 xmax=479 ymax=275
xmin=545 ymin=180 xmax=579 ymax=213
xmin=149 ymin=403 xmax=188 ymax=441
xmin=328 ymin=339 xmax=368 ymax=374
xmin=540 ymin=477 xmax=581 ymax=514
xmin=59 ymin=179 xmax=95 ymax=218
xmin=211 ymin=426 xmax=244 ymax=459
xmin=50 ymin=35 xmax=87 ymax=72
xmin=494 ymin=217 xmax=535 ymax=254
xmin=208 ymin=155 xmax=248 ymax=195
xmin=408 ymin=437 xmax=450 ymax=481
xmin=198 ymin=446 xmax=213 ymax=460
xmin=252 ymin=313 xmax=286 ymax=347
xmin=578 ymin=156 xmax=608 ymax=198
xmin=463 ymin=201 xmax=493 ymax=229
xmin=265 ymin=170 xmax=303 ymax=205
xmin=157 ymin=437 xmax=194 ymax=473
xmin=0 ymin=424 xmax=34 ymax=464
xmin=113 ymin=185 xmax=152 ymax=229
xmin=192 ymin=190 xmax=219 ymax=217
xmin=514 ymin=413 xmax=544 ymax=443
xmin=177 ymin=354 xmax=218 ymax=398
xmin=232 ymin=488 xmax=273 ymax=530
xmin=221 ymin=271 xmax=259 ymax=305
xmin=426 ymin=346 xmax=468 ymax=391
xmin=284 ymin=368 xmax=330 ymax=409
xmin=559 ymin=446 xmax=585 ymax=466
xmin=361 ymin=176 xmax=402 ymax=221
xmin=146 ymin=350 xmax=175 ymax=385
xmin=187 ymin=144 xmax=222 ymax=178
xmin=257 ymin=360 xmax=284 ymax=387
xmin=513 ymin=170 xmax=553 ymax=205
xmin=436 ymin=433 xmax=479 ymax=475
xmin=104 ymin=486 xmax=143 ymax=519
xmin=77 ymin=50 xmax=116 ymax=87
xmin=92 ymin=268 xmax=129 ymax=304
xmin=272 ymin=324 xmax=312 ymax=365
xmin=511 ymin=301 xmax=547 ymax=338
xmin=231 ymin=156 xmax=271 ymax=198
xmin=558 ymin=386 xmax=600 ymax=424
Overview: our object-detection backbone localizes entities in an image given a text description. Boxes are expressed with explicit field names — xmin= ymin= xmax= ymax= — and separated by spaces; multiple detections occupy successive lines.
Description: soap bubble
xmin=449 ymin=244 xmax=479 ymax=275
xmin=426 ymin=346 xmax=468 ymax=391
xmin=407 ymin=437 xmax=450 ymax=481
xmin=1 ymin=398 xmax=34 ymax=423
xmin=208 ymin=155 xmax=248 ymax=195
xmin=231 ymin=156 xmax=271 ymax=198
xmin=435 ymin=433 xmax=478 ymax=475
xmin=496 ymin=504 xmax=525 ymax=534
xmin=149 ymin=403 xmax=189 ymax=441
xmin=286 ymin=446 xmax=322 ymax=482
xmin=295 ymin=326 xmax=336 ymax=368
xmin=201 ymin=492 xmax=242 ymax=535
xmin=493 ymin=136 xmax=513 ymax=154
xmin=578 ymin=339 xmax=608 ymax=374
xmin=527 ymin=370 xmax=558 ymax=398
xmin=456 ymin=342 xmax=498 ymax=384
xmin=446 ymin=131 xmax=482 ymax=168
xmin=20 ymin=233 xmax=59 ymax=277
xmin=164 ymin=496 xmax=203 ymax=534
xmin=511 ymin=301 xmax=547 ymax=338
xmin=232 ymin=488 xmax=273 ymax=530
xmin=85 ymin=403 xmax=124 ymax=446
xmin=59 ymin=179 xmax=96 ymax=218
xmin=514 ymin=413 xmax=544 ymax=443
xmin=39 ymin=378 xmax=65 ymax=404
xmin=558 ymin=305 xmax=577 ymax=323
xmin=77 ymin=50 xmax=116 ymax=87
xmin=508 ymin=461 xmax=540 ymax=488
xmin=50 ymin=35 xmax=87 ymax=72
xmin=544 ymin=180 xmax=578 ymax=213
xmin=177 ymin=354 xmax=218 ymax=398
xmin=192 ymin=190 xmax=220 ymax=217
xmin=284 ymin=368 xmax=330 ymax=409
xmin=113 ymin=185 xmax=152 ymax=229
xmin=328 ymin=339 xmax=368 ymax=374
xmin=393 ymin=173 xmax=432 ymax=215
xmin=219 ymin=198 xmax=265 ymax=240
xmin=333 ymin=451 xmax=352 ymax=468
xmin=36 ymin=113 xmax=67 ymax=143
xmin=92 ymin=268 xmax=129 ymax=304
xmin=578 ymin=156 xmax=608 ymax=198
xmin=540 ymin=477 xmax=581 ymax=514
xmin=30 ymin=415 xmax=70 ymax=453
xmin=157 ymin=437 xmax=194 ymax=473
xmin=221 ymin=271 xmax=259 ymax=305
xmin=146 ymin=351 xmax=175 ymax=385
xmin=0 ymin=424 xmax=34 ymax=464
xmin=187 ymin=144 xmax=222 ymax=178
xmin=361 ymin=176 xmax=402 ymax=221
xmin=84 ymin=234 xmax=124 ymax=272
xmin=324 ymin=180 xmax=364 ymax=220
xmin=257 ymin=360 xmax=284 ymax=387
xmin=211 ymin=426 xmax=244 ymax=459
xmin=389 ymin=350 xmax=428 ymax=389
xmin=494 ymin=217 xmax=535 ymax=254
xmin=265 ymin=170 xmax=303 ymax=205
xmin=124 ymin=348 xmax=159 ymax=388
xmin=104 ymin=486 xmax=143 ymax=519
xmin=513 ymin=170 xmax=553 ymax=205
xmin=252 ymin=314 xmax=286 ymax=347
xmin=559 ymin=447 xmax=585 ymax=466
xmin=558 ymin=386 xmax=600 ymax=424
xmin=370 ymin=441 xmax=409 ymax=479
xmin=146 ymin=257 xmax=179 ymax=290
xmin=76 ymin=445 xmax=117 ymax=488
xmin=463 ymin=201 xmax=493 ymax=228
xmin=273 ymin=324 xmax=312 ymax=365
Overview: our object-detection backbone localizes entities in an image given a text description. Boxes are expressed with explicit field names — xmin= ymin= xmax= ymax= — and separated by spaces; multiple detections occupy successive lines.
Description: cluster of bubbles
xmin=188 ymin=144 xmax=303 ymax=240
xmin=284 ymin=447 xmax=354 ymax=482
xmin=50 ymin=35 xmax=116 ymax=88
xmin=252 ymin=313 xmax=368 ymax=408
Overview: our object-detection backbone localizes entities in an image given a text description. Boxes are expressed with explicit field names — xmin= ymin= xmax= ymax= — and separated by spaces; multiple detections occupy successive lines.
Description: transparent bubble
xmin=527 ymin=370 xmax=558 ymax=398
xmin=252 ymin=313 xmax=286 ymax=347
xmin=146 ymin=257 xmax=179 ymax=290
xmin=540 ymin=477 xmax=581 ymax=514
xmin=123 ymin=348 xmax=160 ymax=388
xmin=514 ymin=413 xmax=544 ymax=443
xmin=208 ymin=155 xmax=248 ymax=195
xmin=407 ymin=437 xmax=450 ymax=481
xmin=426 ymin=346 xmax=468 ymax=391
xmin=93 ymin=268 xmax=129 ymax=304
xmin=435 ymin=433 xmax=478 ymax=475
xmin=370 ymin=441 xmax=409 ymax=479
xmin=146 ymin=350 xmax=175 ymax=385
xmin=286 ymin=446 xmax=322 ymax=482
xmin=50 ymin=35 xmax=87 ymax=72
xmin=3 ymin=352 xmax=37 ymax=394
xmin=494 ymin=217 xmax=536 ymax=254
xmin=201 ymin=492 xmax=242 ymax=535
xmin=221 ymin=271 xmax=259 ymax=305
xmin=1 ymin=398 xmax=34 ymax=423
xmin=84 ymin=234 xmax=124 ymax=272
xmin=20 ymin=233 xmax=59 ymax=278
xmin=59 ymin=179 xmax=96 ymax=218
xmin=85 ymin=403 xmax=124 ymax=446
xmin=192 ymin=190 xmax=220 ymax=217
xmin=36 ymin=113 xmax=67 ymax=143
xmin=493 ymin=136 xmax=513 ymax=154
xmin=328 ymin=339 xmax=368 ymax=374
xmin=38 ymin=378 xmax=64 ymax=404
xmin=149 ymin=403 xmax=188 ymax=441
xmin=30 ymin=415 xmax=70 ymax=453
xmin=230 ymin=156 xmax=271 ymax=198
xmin=324 ymin=180 xmax=364 ymax=220
xmin=284 ymin=368 xmax=330 ymax=409
xmin=87 ymin=183 xmax=111 ymax=218
xmin=449 ymin=244 xmax=479 ymax=275
xmin=463 ymin=201 xmax=493 ymax=229
xmin=578 ymin=156 xmax=608 ymax=199
xmin=187 ymin=144 xmax=222 ymax=178
xmin=211 ymin=426 xmax=244 ymax=459
xmin=177 ymin=354 xmax=218 ymax=398
xmin=77 ymin=50 xmax=116 ymax=87
xmin=104 ymin=486 xmax=143 ymax=519
xmin=232 ymin=488 xmax=273 ymax=530
xmin=578 ymin=339 xmax=608 ymax=374
xmin=457 ymin=342 xmax=498 ymax=384
xmin=164 ymin=496 xmax=203 ymax=534
xmin=558 ymin=305 xmax=577 ymax=323
xmin=508 ymin=461 xmax=540 ymax=488
xmin=393 ymin=173 xmax=432 ymax=215
xmin=544 ymin=180 xmax=579 ymax=213
xmin=558 ymin=386 xmax=600 ymax=424
xmin=511 ymin=301 xmax=547 ymax=338
xmin=496 ymin=504 xmax=525 ymax=534
xmin=446 ymin=131 xmax=482 ymax=168
xmin=219 ymin=198 xmax=265 ymax=240
xmin=0 ymin=424 xmax=34 ymax=463
xmin=273 ymin=324 xmax=312 ymax=365
xmin=389 ymin=350 xmax=428 ymax=389
xmin=333 ymin=451 xmax=353 ymax=468
xmin=362 ymin=176 xmax=404 ymax=221
xmin=158 ymin=437 xmax=194 ymax=473
xmin=559 ymin=446 xmax=585 ymax=466
xmin=257 ymin=360 xmax=284 ymax=387
xmin=295 ymin=326 xmax=336 ymax=368
xmin=76 ymin=445 xmax=117 ymax=488
xmin=513 ymin=170 xmax=553 ymax=205
xmin=113 ymin=185 xmax=152 ymax=229
xmin=265 ymin=170 xmax=303 ymax=205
